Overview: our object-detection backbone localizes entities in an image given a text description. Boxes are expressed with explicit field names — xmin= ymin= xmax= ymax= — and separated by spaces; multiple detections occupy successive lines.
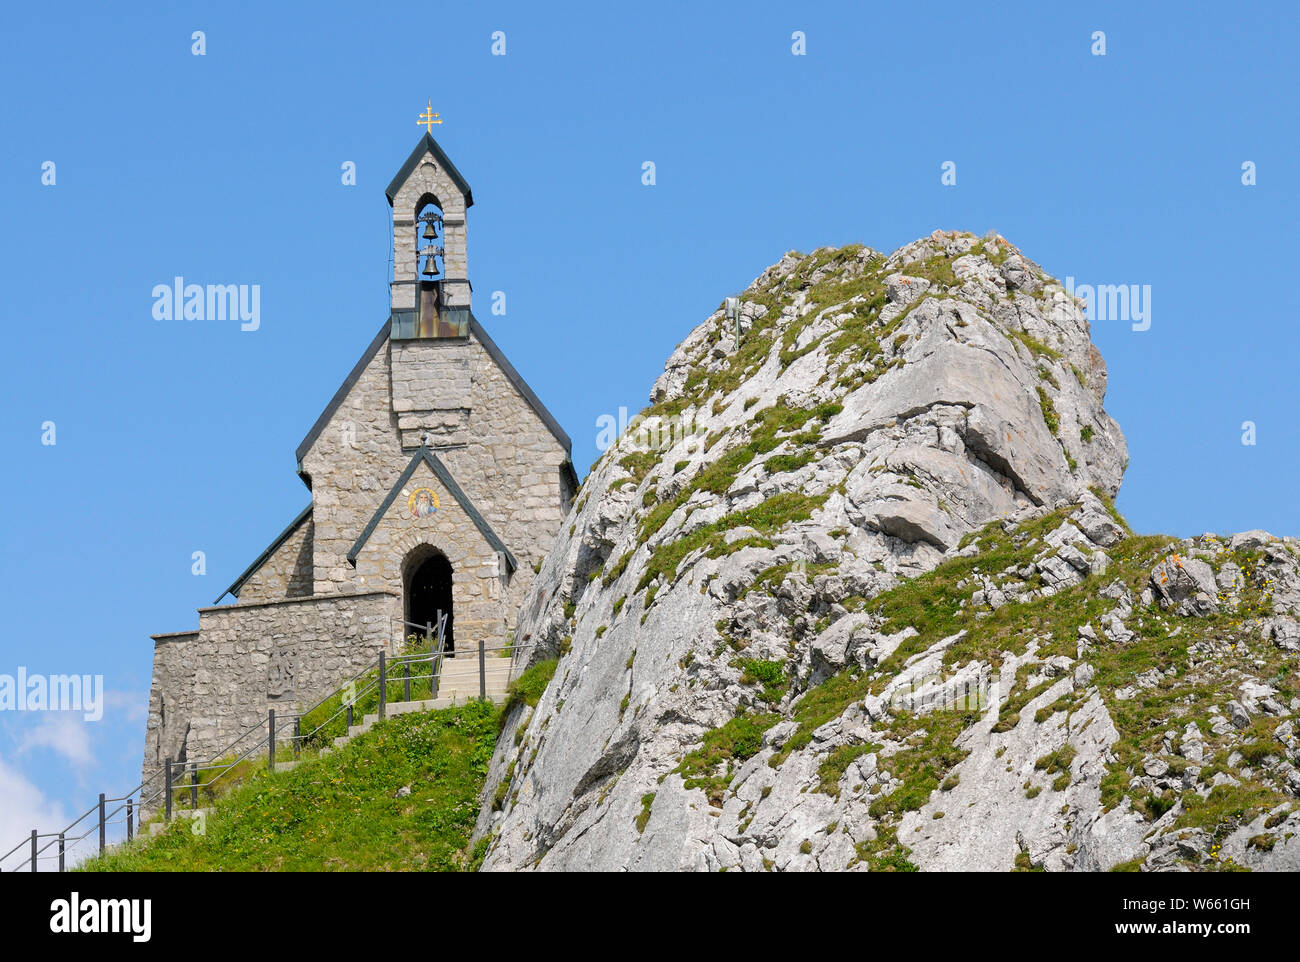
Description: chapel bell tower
xmin=386 ymin=127 xmax=473 ymax=339
xmin=383 ymin=125 xmax=479 ymax=449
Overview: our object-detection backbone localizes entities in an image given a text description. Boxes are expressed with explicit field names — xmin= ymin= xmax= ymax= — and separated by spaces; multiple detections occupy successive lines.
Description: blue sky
xmin=1 ymin=0 xmax=1297 ymax=862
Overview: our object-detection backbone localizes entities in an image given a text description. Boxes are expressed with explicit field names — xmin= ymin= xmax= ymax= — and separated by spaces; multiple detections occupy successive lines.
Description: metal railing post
xmin=294 ymin=717 xmax=300 ymax=759
xmin=479 ymin=640 xmax=486 ymax=700
xmin=98 ymin=793 xmax=106 ymax=855
xmin=59 ymin=833 xmax=65 ymax=871
xmin=190 ymin=763 xmax=198 ymax=809
xmin=126 ymin=800 xmax=133 ymax=843
xmin=404 ymin=656 xmax=411 ymax=703
xmin=29 ymin=829 xmax=36 ymax=873
xmin=268 ymin=709 xmax=276 ymax=772
xmin=164 ymin=757 xmax=173 ymax=823
xmin=378 ymin=652 xmax=387 ymax=721
xmin=434 ymin=618 xmax=444 ymax=696
xmin=346 ymin=702 xmax=353 ymax=729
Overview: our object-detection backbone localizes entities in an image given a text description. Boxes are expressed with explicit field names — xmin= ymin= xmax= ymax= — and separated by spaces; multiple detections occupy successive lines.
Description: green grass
xmin=1034 ymin=744 xmax=1076 ymax=778
xmin=618 ymin=450 xmax=660 ymax=485
xmin=80 ymin=701 xmax=500 ymax=872
xmin=297 ymin=636 xmax=439 ymax=749
xmin=635 ymin=401 xmax=840 ymax=553
xmin=1036 ymin=386 xmax=1060 ymax=435
xmin=764 ymin=451 xmax=815 ymax=474
xmin=676 ymin=713 xmax=780 ymax=806
xmin=635 ymin=792 xmax=656 ymax=834
xmin=500 ymin=658 xmax=558 ymax=730
xmin=736 ymin=658 xmax=789 ymax=703
xmin=816 ymin=743 xmax=880 ymax=797
xmin=901 ymin=254 xmax=958 ymax=288
xmin=1012 ymin=330 xmax=1063 ymax=361
xmin=867 ymin=710 xmax=973 ymax=818
xmin=770 ymin=669 xmax=874 ymax=767
xmin=854 ymin=823 xmax=918 ymax=872
xmin=636 ymin=490 xmax=828 ymax=592
xmin=1175 ymin=783 xmax=1280 ymax=834
xmin=603 ymin=550 xmax=634 ymax=587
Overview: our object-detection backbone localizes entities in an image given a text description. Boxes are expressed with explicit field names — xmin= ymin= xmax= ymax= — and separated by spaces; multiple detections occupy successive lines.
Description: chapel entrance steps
xmin=321 ymin=654 xmax=512 ymax=755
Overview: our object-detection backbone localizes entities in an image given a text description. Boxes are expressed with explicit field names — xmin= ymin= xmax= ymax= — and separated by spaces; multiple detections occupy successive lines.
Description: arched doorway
xmin=404 ymin=547 xmax=454 ymax=655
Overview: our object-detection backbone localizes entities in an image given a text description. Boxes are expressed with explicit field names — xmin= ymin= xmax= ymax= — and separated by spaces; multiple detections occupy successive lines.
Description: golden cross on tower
xmin=417 ymin=100 xmax=442 ymax=133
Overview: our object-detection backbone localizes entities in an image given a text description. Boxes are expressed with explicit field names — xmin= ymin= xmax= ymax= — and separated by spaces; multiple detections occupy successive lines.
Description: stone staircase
xmin=436 ymin=652 xmax=512 ymax=703
xmin=321 ymin=653 xmax=512 ymax=755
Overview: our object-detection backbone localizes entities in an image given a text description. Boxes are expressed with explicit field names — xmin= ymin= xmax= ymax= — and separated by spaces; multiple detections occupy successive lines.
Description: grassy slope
xmin=81 ymin=701 xmax=498 ymax=872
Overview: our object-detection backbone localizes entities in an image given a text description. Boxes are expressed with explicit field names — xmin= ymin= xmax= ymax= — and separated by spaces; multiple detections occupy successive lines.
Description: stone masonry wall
xmin=391 ymin=158 xmax=468 ymax=311
xmin=143 ymin=631 xmax=199 ymax=776
xmin=352 ymin=458 xmax=506 ymax=649
xmin=299 ymin=331 xmax=571 ymax=631
xmin=391 ymin=338 xmax=471 ymax=447
xmin=443 ymin=337 xmax=572 ymax=623
xmin=302 ymin=341 xmax=401 ymax=596
xmin=236 ymin=516 xmax=314 ymax=603
xmin=140 ymin=591 xmax=400 ymax=810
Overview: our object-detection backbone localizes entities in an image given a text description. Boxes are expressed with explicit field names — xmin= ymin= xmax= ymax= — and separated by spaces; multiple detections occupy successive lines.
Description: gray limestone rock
xmin=470 ymin=234 xmax=1294 ymax=874
xmin=1150 ymin=554 xmax=1219 ymax=617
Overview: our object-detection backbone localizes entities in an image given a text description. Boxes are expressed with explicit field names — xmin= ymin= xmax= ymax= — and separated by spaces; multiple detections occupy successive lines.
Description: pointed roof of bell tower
xmin=384 ymin=132 xmax=474 ymax=208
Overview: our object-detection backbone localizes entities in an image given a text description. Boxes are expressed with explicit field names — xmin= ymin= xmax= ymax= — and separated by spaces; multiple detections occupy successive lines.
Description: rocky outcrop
xmin=472 ymin=232 xmax=1299 ymax=871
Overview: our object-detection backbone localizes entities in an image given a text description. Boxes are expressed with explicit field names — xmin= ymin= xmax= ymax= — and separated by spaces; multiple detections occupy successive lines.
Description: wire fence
xmin=0 ymin=613 xmax=532 ymax=872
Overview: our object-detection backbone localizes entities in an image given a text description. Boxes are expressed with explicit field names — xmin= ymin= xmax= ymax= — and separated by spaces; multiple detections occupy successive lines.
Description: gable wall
xmin=443 ymin=333 xmax=572 ymax=620
xmin=353 ymin=458 xmax=505 ymax=647
xmin=300 ymin=341 xmax=405 ymax=594
xmin=237 ymin=517 xmax=314 ymax=603
xmin=299 ymin=328 xmax=571 ymax=632
xmin=142 ymin=631 xmax=199 ymax=779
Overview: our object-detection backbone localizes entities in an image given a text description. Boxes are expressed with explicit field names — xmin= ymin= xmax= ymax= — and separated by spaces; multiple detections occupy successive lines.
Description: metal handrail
xmin=294 ymin=652 xmax=394 ymax=719
xmin=3 ymin=616 xmax=518 ymax=871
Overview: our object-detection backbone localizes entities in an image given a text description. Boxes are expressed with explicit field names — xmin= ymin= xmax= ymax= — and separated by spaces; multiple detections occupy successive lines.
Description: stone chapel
xmin=142 ymin=133 xmax=577 ymax=777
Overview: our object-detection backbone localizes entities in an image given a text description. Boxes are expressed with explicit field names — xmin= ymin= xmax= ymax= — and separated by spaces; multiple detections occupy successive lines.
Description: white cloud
xmin=0 ymin=755 xmax=70 ymax=871
xmin=16 ymin=713 xmax=95 ymax=768
xmin=104 ymin=688 xmax=148 ymax=725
